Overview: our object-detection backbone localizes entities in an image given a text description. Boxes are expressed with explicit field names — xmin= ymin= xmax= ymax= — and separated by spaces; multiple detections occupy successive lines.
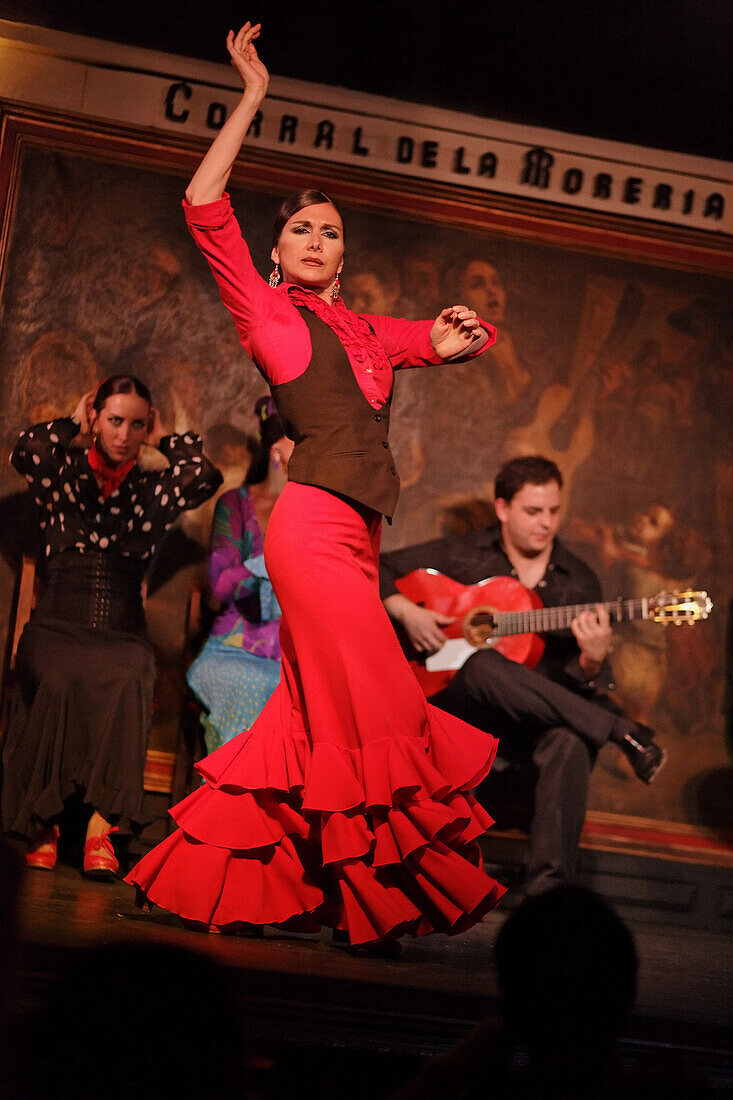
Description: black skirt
xmin=1 ymin=551 xmax=155 ymax=839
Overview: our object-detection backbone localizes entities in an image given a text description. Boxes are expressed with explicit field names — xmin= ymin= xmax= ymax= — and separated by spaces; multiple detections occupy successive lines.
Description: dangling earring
xmin=331 ymin=273 xmax=341 ymax=303
xmin=269 ymin=264 xmax=281 ymax=288
xmin=271 ymin=452 xmax=281 ymax=469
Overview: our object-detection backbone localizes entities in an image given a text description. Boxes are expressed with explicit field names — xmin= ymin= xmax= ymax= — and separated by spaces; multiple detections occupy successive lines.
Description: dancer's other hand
xmin=430 ymin=305 xmax=486 ymax=360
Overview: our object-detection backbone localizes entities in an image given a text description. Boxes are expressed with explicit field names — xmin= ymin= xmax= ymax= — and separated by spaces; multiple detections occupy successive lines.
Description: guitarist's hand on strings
xmin=384 ymin=594 xmax=454 ymax=655
xmin=572 ymin=604 xmax=613 ymax=680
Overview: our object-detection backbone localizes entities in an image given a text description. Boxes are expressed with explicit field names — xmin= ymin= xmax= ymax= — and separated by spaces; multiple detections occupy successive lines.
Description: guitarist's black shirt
xmin=379 ymin=524 xmax=611 ymax=693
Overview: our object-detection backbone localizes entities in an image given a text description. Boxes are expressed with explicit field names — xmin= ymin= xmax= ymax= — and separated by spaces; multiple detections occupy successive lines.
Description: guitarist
xmin=380 ymin=455 xmax=666 ymax=895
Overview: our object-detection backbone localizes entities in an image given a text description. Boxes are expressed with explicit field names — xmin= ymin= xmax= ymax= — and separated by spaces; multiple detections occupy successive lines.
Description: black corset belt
xmin=38 ymin=550 xmax=147 ymax=634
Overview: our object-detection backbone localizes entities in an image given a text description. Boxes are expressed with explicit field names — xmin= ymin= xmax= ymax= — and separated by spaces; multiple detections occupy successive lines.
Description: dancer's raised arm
xmin=185 ymin=21 xmax=269 ymax=206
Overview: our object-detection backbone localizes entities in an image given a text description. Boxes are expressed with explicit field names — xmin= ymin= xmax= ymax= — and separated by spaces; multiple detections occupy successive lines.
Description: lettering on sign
xmin=521 ymin=148 xmax=724 ymax=221
xmin=162 ymin=81 xmax=727 ymax=229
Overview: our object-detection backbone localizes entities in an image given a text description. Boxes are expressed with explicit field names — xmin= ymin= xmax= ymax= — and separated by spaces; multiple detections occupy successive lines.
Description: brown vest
xmin=269 ymin=308 xmax=400 ymax=519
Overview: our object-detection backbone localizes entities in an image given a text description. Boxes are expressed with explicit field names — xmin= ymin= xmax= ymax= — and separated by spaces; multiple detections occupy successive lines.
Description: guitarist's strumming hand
xmin=572 ymin=604 xmax=613 ymax=680
xmin=384 ymin=594 xmax=454 ymax=655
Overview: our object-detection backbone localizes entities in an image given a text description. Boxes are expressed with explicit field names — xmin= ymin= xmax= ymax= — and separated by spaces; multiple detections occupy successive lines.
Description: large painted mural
xmin=0 ymin=137 xmax=730 ymax=838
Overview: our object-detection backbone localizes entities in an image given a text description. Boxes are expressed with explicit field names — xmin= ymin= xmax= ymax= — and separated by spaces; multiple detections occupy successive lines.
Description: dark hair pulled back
xmin=93 ymin=375 xmax=152 ymax=412
xmin=271 ymin=189 xmax=342 ymax=249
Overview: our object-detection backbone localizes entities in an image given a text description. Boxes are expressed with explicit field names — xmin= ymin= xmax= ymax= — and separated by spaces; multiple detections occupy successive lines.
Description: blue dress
xmin=186 ymin=487 xmax=281 ymax=753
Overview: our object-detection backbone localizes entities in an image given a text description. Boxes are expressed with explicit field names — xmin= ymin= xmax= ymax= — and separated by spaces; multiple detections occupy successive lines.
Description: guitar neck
xmin=493 ymin=598 xmax=652 ymax=638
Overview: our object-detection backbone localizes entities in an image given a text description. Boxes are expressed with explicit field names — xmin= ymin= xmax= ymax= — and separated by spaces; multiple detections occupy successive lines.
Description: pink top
xmin=183 ymin=195 xmax=497 ymax=409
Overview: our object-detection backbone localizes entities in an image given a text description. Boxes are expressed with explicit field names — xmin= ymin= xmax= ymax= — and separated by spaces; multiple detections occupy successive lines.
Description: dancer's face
xmin=495 ymin=480 xmax=562 ymax=557
xmin=91 ymin=393 xmax=150 ymax=466
xmin=272 ymin=202 xmax=344 ymax=300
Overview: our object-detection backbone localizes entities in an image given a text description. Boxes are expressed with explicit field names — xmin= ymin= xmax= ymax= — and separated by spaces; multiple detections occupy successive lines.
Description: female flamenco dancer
xmin=2 ymin=376 xmax=222 ymax=878
xmin=187 ymin=396 xmax=292 ymax=754
xmin=126 ymin=21 xmax=506 ymax=952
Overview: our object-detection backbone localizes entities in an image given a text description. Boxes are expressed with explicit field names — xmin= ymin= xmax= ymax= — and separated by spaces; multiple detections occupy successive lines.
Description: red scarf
xmin=87 ymin=441 xmax=136 ymax=499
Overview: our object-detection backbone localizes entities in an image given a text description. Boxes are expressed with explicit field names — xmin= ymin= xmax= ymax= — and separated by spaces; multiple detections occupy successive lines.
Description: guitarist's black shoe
xmin=619 ymin=724 xmax=667 ymax=784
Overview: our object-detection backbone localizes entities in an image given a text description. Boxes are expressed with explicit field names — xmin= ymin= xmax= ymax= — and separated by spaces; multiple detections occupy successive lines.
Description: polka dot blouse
xmin=11 ymin=417 xmax=223 ymax=560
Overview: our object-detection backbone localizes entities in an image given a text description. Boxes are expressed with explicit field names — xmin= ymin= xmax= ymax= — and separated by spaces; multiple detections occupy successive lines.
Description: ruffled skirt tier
xmin=126 ymin=484 xmax=505 ymax=943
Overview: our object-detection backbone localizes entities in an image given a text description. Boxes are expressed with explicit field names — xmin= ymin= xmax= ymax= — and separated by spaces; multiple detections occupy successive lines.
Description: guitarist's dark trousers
xmin=380 ymin=526 xmax=637 ymax=894
xmin=430 ymin=648 xmax=631 ymax=895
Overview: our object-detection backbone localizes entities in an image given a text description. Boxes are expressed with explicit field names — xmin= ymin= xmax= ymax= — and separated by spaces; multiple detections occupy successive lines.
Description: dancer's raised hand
xmin=186 ymin=21 xmax=270 ymax=204
xmin=227 ymin=21 xmax=269 ymax=101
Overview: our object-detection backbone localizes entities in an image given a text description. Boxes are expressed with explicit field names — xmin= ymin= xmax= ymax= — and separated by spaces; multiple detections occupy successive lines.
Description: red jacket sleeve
xmin=183 ymin=194 xmax=312 ymax=384
xmin=361 ymin=313 xmax=497 ymax=370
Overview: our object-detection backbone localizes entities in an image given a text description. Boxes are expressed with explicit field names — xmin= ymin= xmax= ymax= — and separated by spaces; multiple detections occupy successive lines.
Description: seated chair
xmin=0 ymin=555 xmax=40 ymax=750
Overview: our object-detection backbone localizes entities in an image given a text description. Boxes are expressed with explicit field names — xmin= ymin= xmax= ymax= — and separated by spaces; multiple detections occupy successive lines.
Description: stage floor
xmin=10 ymin=861 xmax=733 ymax=1096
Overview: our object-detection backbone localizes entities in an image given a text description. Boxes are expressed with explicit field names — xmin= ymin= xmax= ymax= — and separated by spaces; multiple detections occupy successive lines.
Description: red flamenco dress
xmin=126 ymin=482 xmax=505 ymax=944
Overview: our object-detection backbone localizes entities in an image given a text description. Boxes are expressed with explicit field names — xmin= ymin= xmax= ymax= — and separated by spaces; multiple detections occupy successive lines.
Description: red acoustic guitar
xmin=395 ymin=569 xmax=713 ymax=696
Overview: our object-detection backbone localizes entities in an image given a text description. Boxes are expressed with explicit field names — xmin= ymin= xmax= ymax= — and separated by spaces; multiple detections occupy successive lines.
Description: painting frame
xmin=0 ymin=104 xmax=731 ymax=870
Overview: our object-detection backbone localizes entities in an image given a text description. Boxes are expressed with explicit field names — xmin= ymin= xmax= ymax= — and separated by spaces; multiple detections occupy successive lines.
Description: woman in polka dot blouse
xmin=1 ymin=374 xmax=222 ymax=878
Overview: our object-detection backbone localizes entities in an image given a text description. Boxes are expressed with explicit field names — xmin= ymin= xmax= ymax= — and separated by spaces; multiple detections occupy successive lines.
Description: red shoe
xmin=26 ymin=825 xmax=60 ymax=871
xmin=83 ymin=827 xmax=119 ymax=880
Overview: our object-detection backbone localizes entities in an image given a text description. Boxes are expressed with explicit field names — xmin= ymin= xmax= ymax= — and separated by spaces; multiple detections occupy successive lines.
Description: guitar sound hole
xmin=463 ymin=606 xmax=496 ymax=648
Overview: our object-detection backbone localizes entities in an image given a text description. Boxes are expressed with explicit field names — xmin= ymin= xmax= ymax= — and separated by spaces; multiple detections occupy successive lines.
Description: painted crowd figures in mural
xmin=123 ymin=19 xmax=506 ymax=948
xmin=569 ymin=506 xmax=716 ymax=730
xmin=1 ymin=377 xmax=222 ymax=877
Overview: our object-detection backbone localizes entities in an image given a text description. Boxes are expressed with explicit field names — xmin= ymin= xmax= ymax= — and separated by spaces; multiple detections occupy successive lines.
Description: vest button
xmin=374 ymin=415 xmax=382 ymax=422
xmin=381 ymin=440 xmax=388 ymax=448
xmin=390 ymin=466 xmax=397 ymax=474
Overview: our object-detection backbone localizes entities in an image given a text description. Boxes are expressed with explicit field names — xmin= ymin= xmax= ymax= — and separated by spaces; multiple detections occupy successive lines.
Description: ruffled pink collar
xmin=285 ymin=285 xmax=392 ymax=372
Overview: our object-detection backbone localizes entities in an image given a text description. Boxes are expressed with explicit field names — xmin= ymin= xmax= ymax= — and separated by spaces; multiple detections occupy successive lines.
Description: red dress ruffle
xmin=126 ymin=484 xmax=505 ymax=944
